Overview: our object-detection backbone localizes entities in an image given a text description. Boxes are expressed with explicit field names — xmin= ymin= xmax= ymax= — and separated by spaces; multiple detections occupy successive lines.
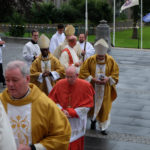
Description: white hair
xmin=5 ymin=60 xmax=29 ymax=77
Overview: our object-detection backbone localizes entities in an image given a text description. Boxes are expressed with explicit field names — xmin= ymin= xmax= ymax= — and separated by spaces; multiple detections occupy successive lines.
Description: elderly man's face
xmin=5 ymin=68 xmax=30 ymax=99
xmin=69 ymin=40 xmax=77 ymax=48
xmin=41 ymin=48 xmax=49 ymax=57
xmin=66 ymin=70 xmax=77 ymax=85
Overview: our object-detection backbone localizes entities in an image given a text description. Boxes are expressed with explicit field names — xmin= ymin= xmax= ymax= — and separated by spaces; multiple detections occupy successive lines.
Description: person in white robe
xmin=59 ymin=35 xmax=82 ymax=73
xmin=49 ymin=24 xmax=65 ymax=54
xmin=0 ymin=38 xmax=6 ymax=86
xmin=53 ymin=25 xmax=84 ymax=60
xmin=22 ymin=29 xmax=41 ymax=68
xmin=0 ymin=100 xmax=17 ymax=150
xmin=78 ymin=33 xmax=95 ymax=61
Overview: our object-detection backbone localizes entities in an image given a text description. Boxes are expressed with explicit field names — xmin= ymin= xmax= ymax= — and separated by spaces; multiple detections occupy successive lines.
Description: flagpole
xmin=113 ymin=0 xmax=116 ymax=47
xmin=140 ymin=0 xmax=143 ymax=49
xmin=85 ymin=0 xmax=88 ymax=33
xmin=83 ymin=0 xmax=88 ymax=61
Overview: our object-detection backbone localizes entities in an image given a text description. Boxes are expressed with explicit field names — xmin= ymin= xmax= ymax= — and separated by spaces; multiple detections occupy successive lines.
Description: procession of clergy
xmin=6 ymin=24 xmax=119 ymax=150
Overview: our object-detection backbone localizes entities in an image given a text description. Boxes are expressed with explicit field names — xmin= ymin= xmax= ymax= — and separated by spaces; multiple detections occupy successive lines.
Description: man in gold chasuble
xmin=30 ymin=34 xmax=65 ymax=95
xmin=79 ymin=39 xmax=119 ymax=135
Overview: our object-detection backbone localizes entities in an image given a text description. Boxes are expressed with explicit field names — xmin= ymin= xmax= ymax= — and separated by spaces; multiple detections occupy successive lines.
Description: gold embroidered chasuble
xmin=30 ymin=53 xmax=65 ymax=95
xmin=79 ymin=54 xmax=119 ymax=122
xmin=0 ymin=83 xmax=71 ymax=150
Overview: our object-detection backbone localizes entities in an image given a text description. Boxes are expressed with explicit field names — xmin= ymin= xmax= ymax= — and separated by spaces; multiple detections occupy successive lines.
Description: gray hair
xmin=5 ymin=60 xmax=29 ymax=77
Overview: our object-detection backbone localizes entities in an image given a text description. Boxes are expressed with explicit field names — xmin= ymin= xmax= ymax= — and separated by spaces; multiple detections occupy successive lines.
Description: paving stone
xmin=1 ymin=41 xmax=150 ymax=150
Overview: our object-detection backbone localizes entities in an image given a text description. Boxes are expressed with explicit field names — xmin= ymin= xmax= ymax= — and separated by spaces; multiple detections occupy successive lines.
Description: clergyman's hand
xmin=42 ymin=71 xmax=50 ymax=77
xmin=17 ymin=144 xmax=31 ymax=150
xmin=81 ymin=50 xmax=85 ymax=56
xmin=92 ymin=77 xmax=109 ymax=85
xmin=102 ymin=77 xmax=109 ymax=84
xmin=62 ymin=109 xmax=71 ymax=118
xmin=74 ymin=62 xmax=80 ymax=67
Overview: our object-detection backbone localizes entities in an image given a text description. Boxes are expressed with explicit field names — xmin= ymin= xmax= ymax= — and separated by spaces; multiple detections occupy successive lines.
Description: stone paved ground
xmin=1 ymin=39 xmax=150 ymax=149
xmin=85 ymin=47 xmax=150 ymax=149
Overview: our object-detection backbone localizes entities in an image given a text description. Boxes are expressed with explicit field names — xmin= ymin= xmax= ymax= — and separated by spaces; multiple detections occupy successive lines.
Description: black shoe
xmin=90 ymin=120 xmax=96 ymax=130
xmin=101 ymin=130 xmax=108 ymax=135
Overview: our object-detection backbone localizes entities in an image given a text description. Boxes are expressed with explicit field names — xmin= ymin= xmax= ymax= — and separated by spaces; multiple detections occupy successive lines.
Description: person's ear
xmin=26 ymin=75 xmax=30 ymax=83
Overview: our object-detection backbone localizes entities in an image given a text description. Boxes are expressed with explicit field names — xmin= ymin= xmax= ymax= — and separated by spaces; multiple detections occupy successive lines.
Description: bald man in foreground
xmin=49 ymin=66 xmax=95 ymax=150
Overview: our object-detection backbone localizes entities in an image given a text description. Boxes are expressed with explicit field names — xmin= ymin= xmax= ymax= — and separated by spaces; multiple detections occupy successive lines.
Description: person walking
xmin=0 ymin=60 xmax=71 ymax=150
xmin=49 ymin=66 xmax=94 ymax=150
xmin=22 ymin=29 xmax=41 ymax=68
xmin=30 ymin=34 xmax=65 ymax=95
xmin=79 ymin=39 xmax=119 ymax=135
xmin=49 ymin=24 xmax=65 ymax=54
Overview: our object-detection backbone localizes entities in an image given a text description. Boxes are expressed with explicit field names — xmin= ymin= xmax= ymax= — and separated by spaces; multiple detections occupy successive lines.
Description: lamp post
xmin=136 ymin=25 xmax=139 ymax=49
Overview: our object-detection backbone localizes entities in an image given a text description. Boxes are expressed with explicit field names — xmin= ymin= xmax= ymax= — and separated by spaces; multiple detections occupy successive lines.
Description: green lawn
xmin=88 ymin=26 xmax=150 ymax=49
xmin=2 ymin=26 xmax=150 ymax=49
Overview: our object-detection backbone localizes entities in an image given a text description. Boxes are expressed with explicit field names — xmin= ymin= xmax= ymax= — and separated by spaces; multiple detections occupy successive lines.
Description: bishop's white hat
xmin=38 ymin=34 xmax=50 ymax=49
xmin=65 ymin=25 xmax=75 ymax=36
xmin=94 ymin=39 xmax=108 ymax=55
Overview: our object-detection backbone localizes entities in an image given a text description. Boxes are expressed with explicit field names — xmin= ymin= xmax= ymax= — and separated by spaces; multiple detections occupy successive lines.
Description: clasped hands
xmin=42 ymin=71 xmax=51 ymax=77
xmin=92 ymin=77 xmax=109 ymax=85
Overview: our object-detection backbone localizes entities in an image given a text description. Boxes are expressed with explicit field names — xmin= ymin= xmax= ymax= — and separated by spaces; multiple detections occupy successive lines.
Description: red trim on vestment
xmin=62 ymin=48 xmax=73 ymax=65
xmin=68 ymin=136 xmax=84 ymax=150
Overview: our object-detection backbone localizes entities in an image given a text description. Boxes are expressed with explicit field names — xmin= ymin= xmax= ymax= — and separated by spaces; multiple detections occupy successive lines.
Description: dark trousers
xmin=0 ymin=63 xmax=5 ymax=84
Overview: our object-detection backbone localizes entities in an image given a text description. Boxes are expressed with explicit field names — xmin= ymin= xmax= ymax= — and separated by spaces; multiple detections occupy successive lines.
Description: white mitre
xmin=94 ymin=39 xmax=108 ymax=55
xmin=38 ymin=34 xmax=50 ymax=49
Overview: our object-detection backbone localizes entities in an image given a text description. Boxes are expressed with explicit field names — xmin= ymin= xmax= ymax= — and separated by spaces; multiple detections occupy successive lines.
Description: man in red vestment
xmin=49 ymin=66 xmax=94 ymax=150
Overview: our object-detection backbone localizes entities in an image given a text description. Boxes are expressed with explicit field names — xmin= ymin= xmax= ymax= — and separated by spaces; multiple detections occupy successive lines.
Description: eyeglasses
xmin=33 ymin=34 xmax=39 ymax=37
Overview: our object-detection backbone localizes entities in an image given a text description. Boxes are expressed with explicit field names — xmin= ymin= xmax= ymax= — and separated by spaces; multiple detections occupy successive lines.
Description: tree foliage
xmin=89 ymin=0 xmax=112 ymax=24
xmin=143 ymin=0 xmax=150 ymax=15
xmin=0 ymin=0 xmax=42 ymax=23
xmin=27 ymin=2 xmax=57 ymax=24
xmin=58 ymin=4 xmax=81 ymax=23
xmin=9 ymin=11 xmax=25 ymax=37
xmin=0 ymin=0 xmax=15 ymax=22
xmin=69 ymin=0 xmax=112 ymax=24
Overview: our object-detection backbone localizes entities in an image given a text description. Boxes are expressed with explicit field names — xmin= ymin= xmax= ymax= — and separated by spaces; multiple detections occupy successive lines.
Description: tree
xmin=143 ymin=0 xmax=150 ymax=15
xmin=0 ymin=0 xmax=42 ymax=23
xmin=28 ymin=2 xmax=57 ymax=24
xmin=9 ymin=11 xmax=25 ymax=37
xmin=58 ymin=4 xmax=80 ymax=23
xmin=0 ymin=0 xmax=15 ymax=22
xmin=69 ymin=0 xmax=112 ymax=25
